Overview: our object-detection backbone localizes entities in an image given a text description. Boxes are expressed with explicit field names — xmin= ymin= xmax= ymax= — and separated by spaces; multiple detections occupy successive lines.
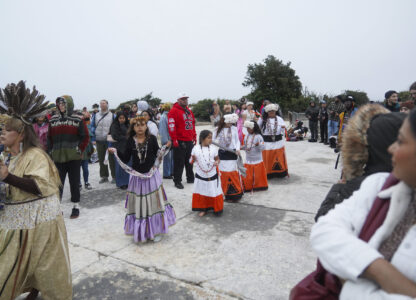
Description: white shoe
xmin=153 ymin=235 xmax=163 ymax=243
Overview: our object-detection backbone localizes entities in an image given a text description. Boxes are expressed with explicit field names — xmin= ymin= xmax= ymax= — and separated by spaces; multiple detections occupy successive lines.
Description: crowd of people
xmin=0 ymin=79 xmax=416 ymax=299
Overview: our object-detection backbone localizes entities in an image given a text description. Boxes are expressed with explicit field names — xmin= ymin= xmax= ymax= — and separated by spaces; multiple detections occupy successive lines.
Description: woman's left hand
xmin=166 ymin=141 xmax=172 ymax=148
xmin=0 ymin=161 xmax=9 ymax=181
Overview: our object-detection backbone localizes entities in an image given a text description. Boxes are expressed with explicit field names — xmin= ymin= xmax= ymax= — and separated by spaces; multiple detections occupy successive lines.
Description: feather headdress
xmin=0 ymin=81 xmax=49 ymax=125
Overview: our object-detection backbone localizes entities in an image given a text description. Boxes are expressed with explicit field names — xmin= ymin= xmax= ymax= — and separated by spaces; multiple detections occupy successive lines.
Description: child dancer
xmin=242 ymin=121 xmax=268 ymax=192
xmin=258 ymin=103 xmax=289 ymax=178
xmin=190 ymin=130 xmax=223 ymax=216
xmin=109 ymin=116 xmax=175 ymax=243
xmin=213 ymin=113 xmax=244 ymax=202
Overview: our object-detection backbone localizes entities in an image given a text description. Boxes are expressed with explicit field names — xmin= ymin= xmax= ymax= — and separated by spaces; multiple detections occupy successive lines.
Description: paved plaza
xmin=40 ymin=125 xmax=339 ymax=299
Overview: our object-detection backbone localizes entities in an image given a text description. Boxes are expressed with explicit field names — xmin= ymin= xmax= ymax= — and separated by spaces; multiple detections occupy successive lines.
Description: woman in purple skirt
xmin=109 ymin=116 xmax=175 ymax=243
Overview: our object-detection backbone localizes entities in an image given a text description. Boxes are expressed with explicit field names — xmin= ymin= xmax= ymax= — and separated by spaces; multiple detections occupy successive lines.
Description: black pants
xmin=320 ymin=121 xmax=328 ymax=142
xmin=56 ymin=160 xmax=81 ymax=203
xmin=309 ymin=120 xmax=318 ymax=140
xmin=173 ymin=141 xmax=194 ymax=184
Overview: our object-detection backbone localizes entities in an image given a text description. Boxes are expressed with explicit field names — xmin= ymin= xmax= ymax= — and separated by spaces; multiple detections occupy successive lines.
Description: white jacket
xmin=311 ymin=173 xmax=416 ymax=300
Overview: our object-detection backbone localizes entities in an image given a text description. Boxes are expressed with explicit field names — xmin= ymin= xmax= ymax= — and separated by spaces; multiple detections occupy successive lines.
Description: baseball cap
xmin=177 ymin=92 xmax=189 ymax=100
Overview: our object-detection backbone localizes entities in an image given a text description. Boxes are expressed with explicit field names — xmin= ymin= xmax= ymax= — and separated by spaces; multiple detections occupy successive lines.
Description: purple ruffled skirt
xmin=124 ymin=169 xmax=176 ymax=242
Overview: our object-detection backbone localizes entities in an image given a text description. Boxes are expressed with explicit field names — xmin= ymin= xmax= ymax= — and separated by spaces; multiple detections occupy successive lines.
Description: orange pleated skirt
xmin=220 ymin=170 xmax=244 ymax=201
xmin=192 ymin=194 xmax=224 ymax=213
xmin=262 ymin=147 xmax=288 ymax=178
xmin=242 ymin=161 xmax=268 ymax=192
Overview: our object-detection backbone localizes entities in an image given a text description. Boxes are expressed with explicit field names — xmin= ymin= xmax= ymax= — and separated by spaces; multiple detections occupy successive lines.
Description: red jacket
xmin=168 ymin=103 xmax=196 ymax=145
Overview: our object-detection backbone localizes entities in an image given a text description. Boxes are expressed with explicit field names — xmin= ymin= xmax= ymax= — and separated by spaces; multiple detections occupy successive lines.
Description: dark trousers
xmin=309 ymin=120 xmax=318 ymax=140
xmin=56 ymin=160 xmax=81 ymax=203
xmin=173 ymin=141 xmax=194 ymax=184
xmin=96 ymin=141 xmax=115 ymax=179
xmin=320 ymin=121 xmax=328 ymax=142
xmin=80 ymin=159 xmax=89 ymax=184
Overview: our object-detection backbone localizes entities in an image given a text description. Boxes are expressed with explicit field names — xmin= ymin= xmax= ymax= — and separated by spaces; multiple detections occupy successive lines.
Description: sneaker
xmin=110 ymin=178 xmax=116 ymax=184
xmin=187 ymin=179 xmax=194 ymax=184
xmin=174 ymin=182 xmax=184 ymax=189
xmin=120 ymin=185 xmax=128 ymax=190
xmin=70 ymin=208 xmax=80 ymax=219
xmin=99 ymin=177 xmax=108 ymax=184
xmin=153 ymin=235 xmax=163 ymax=243
xmin=85 ymin=183 xmax=92 ymax=190
xmin=163 ymin=176 xmax=173 ymax=179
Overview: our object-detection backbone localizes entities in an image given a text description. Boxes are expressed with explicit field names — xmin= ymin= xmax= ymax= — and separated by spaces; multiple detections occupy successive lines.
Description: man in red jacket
xmin=168 ymin=93 xmax=197 ymax=189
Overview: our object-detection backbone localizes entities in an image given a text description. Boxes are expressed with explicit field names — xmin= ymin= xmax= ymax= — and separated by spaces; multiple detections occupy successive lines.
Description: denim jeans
xmin=163 ymin=150 xmax=174 ymax=177
xmin=328 ymin=120 xmax=339 ymax=137
xmin=80 ymin=159 xmax=89 ymax=184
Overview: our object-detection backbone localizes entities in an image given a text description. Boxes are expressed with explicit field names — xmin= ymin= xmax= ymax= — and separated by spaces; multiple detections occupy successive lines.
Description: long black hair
xmin=251 ymin=121 xmax=262 ymax=135
xmin=216 ymin=117 xmax=226 ymax=135
xmin=199 ymin=130 xmax=212 ymax=144
xmin=115 ymin=111 xmax=129 ymax=127
xmin=141 ymin=109 xmax=157 ymax=125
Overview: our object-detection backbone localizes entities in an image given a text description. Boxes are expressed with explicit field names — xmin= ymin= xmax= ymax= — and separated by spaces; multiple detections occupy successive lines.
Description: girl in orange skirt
xmin=242 ymin=121 xmax=268 ymax=192
xmin=213 ymin=114 xmax=244 ymax=202
xmin=191 ymin=130 xmax=223 ymax=216
xmin=258 ymin=103 xmax=289 ymax=178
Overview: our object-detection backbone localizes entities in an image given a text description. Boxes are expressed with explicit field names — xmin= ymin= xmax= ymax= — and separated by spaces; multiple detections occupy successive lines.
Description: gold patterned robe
xmin=0 ymin=147 xmax=72 ymax=300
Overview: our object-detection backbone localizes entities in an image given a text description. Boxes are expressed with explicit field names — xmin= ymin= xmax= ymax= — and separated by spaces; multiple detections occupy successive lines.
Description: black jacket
xmin=305 ymin=105 xmax=320 ymax=122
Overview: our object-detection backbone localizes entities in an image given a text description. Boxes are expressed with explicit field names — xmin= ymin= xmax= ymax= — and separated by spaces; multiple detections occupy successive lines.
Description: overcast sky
xmin=1 ymin=0 xmax=415 ymax=108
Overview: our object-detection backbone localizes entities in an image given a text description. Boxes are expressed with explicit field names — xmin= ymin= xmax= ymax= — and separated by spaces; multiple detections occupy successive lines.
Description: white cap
xmin=137 ymin=100 xmax=149 ymax=111
xmin=246 ymin=101 xmax=254 ymax=106
xmin=177 ymin=92 xmax=189 ymax=100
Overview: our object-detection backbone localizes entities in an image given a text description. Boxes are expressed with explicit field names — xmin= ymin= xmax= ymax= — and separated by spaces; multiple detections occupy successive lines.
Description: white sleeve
xmin=148 ymin=122 xmax=159 ymax=137
xmin=341 ymin=279 xmax=414 ymax=300
xmin=257 ymin=118 xmax=263 ymax=129
xmin=257 ymin=135 xmax=265 ymax=151
xmin=233 ymin=126 xmax=240 ymax=151
xmin=310 ymin=173 xmax=389 ymax=281
xmin=212 ymin=146 xmax=219 ymax=158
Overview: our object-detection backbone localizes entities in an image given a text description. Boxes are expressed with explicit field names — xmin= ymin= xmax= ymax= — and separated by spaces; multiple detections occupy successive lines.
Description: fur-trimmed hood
xmin=341 ymin=104 xmax=396 ymax=181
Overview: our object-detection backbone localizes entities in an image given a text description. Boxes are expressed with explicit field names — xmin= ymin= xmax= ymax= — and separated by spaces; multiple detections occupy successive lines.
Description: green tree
xmin=190 ymin=98 xmax=239 ymax=121
xmin=190 ymin=99 xmax=214 ymax=121
xmin=398 ymin=91 xmax=411 ymax=102
xmin=343 ymin=90 xmax=369 ymax=107
xmin=242 ymin=55 xmax=302 ymax=112
xmin=117 ymin=92 xmax=162 ymax=110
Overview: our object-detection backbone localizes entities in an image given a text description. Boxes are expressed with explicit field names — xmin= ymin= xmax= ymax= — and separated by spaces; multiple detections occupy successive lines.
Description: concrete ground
xmin=23 ymin=125 xmax=341 ymax=300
